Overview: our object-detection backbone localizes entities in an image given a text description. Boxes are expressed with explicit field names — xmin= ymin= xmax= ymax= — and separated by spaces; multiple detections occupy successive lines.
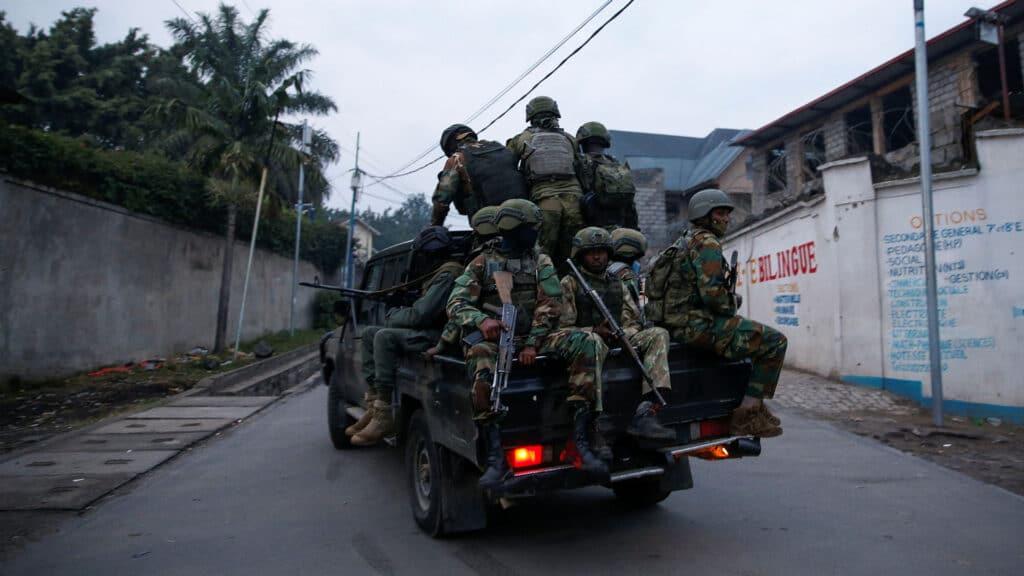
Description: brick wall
xmin=913 ymin=53 xmax=975 ymax=168
xmin=824 ymin=116 xmax=848 ymax=162
xmin=633 ymin=168 xmax=668 ymax=248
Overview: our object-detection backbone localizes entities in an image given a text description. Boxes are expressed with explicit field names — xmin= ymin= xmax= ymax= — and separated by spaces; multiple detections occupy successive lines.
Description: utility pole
xmin=290 ymin=120 xmax=311 ymax=336
xmin=913 ymin=0 xmax=944 ymax=426
xmin=344 ymin=132 xmax=361 ymax=288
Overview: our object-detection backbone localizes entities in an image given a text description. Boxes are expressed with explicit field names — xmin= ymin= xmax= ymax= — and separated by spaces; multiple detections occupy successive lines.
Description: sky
xmin=5 ymin=0 xmax=998 ymax=229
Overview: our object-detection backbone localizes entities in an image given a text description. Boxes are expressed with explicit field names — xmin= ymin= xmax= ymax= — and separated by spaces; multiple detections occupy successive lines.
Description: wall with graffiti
xmin=723 ymin=129 xmax=1024 ymax=421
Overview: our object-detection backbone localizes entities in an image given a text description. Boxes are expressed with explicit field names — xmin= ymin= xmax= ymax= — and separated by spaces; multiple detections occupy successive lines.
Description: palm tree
xmin=151 ymin=4 xmax=337 ymax=352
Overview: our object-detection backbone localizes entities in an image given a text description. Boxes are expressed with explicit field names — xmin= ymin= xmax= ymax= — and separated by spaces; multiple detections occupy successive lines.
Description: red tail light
xmin=506 ymin=445 xmax=543 ymax=469
xmin=699 ymin=418 xmax=730 ymax=439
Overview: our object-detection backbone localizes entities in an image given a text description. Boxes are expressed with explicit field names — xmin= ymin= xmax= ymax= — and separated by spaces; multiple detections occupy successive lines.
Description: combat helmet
xmin=413 ymin=225 xmax=452 ymax=253
xmin=687 ymin=188 xmax=734 ymax=222
xmin=611 ymin=228 xmax=647 ymax=260
xmin=525 ymin=96 xmax=560 ymax=122
xmin=576 ymin=121 xmax=611 ymax=148
xmin=571 ymin=226 xmax=614 ymax=259
xmin=470 ymin=206 xmax=500 ymax=237
xmin=494 ymin=198 xmax=542 ymax=231
xmin=440 ymin=123 xmax=476 ymax=156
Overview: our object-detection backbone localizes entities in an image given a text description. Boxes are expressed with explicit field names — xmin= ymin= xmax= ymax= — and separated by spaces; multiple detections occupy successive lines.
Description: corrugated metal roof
xmin=607 ymin=128 xmax=747 ymax=190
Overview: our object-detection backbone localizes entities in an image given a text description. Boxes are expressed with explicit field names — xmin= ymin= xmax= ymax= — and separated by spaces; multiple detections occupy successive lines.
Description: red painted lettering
xmin=808 ymin=241 xmax=818 ymax=273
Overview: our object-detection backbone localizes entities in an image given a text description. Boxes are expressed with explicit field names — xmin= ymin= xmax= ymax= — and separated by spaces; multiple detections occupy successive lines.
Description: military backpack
xmin=589 ymin=155 xmax=636 ymax=208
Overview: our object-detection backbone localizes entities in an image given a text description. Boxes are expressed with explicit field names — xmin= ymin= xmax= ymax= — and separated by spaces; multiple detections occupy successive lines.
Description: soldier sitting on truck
xmin=347 ymin=226 xmax=466 ymax=446
xmin=645 ymin=189 xmax=786 ymax=438
xmin=446 ymin=198 xmax=609 ymax=489
xmin=610 ymin=228 xmax=647 ymax=314
xmin=561 ymin=227 xmax=674 ymax=443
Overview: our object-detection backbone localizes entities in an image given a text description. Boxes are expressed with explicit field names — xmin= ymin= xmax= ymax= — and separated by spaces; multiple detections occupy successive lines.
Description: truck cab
xmin=317 ymin=231 xmax=762 ymax=536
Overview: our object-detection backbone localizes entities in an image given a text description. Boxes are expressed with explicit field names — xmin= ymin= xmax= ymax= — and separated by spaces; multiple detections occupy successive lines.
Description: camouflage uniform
xmin=446 ymin=246 xmax=604 ymax=419
xmin=561 ymin=267 xmax=670 ymax=397
xmin=647 ymin=226 xmax=787 ymax=398
xmin=578 ymin=153 xmax=639 ymax=230
xmin=360 ymin=261 xmax=465 ymax=397
xmin=506 ymin=129 xmax=585 ymax=273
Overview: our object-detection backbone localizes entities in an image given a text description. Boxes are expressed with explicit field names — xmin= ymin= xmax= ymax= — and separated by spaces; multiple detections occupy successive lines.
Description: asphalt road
xmin=3 ymin=378 xmax=1022 ymax=576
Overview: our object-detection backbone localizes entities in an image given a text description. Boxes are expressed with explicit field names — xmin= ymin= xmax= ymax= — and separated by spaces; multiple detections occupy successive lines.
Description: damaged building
xmin=737 ymin=0 xmax=1024 ymax=218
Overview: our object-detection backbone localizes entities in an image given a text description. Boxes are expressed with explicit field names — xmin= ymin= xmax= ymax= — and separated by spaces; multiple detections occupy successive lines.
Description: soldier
xmin=431 ymin=124 xmax=527 ymax=226
xmin=562 ymin=227 xmax=674 ymax=441
xmin=348 ymin=226 xmax=466 ymax=446
xmin=505 ymin=96 xmax=585 ymax=273
xmin=610 ymin=227 xmax=647 ymax=317
xmin=576 ymin=121 xmax=639 ymax=230
xmin=645 ymin=189 xmax=786 ymax=437
xmin=447 ymin=198 xmax=609 ymax=489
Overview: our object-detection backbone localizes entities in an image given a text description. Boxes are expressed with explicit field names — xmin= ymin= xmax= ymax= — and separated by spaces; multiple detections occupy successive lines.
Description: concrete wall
xmin=724 ymin=129 xmax=1024 ymax=422
xmin=0 ymin=179 xmax=324 ymax=380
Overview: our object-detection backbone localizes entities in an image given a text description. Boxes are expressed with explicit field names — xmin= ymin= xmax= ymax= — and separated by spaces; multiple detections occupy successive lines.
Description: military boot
xmin=345 ymin=392 xmax=377 ymax=437
xmin=478 ymin=422 xmax=511 ymax=490
xmin=590 ymin=413 xmax=613 ymax=462
xmin=351 ymin=400 xmax=394 ymax=446
xmin=627 ymin=388 xmax=675 ymax=442
xmin=729 ymin=403 xmax=782 ymax=438
xmin=570 ymin=402 xmax=610 ymax=480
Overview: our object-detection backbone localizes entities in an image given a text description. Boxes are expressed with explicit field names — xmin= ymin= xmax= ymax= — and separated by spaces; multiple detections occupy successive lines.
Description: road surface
xmin=3 ymin=378 xmax=1022 ymax=575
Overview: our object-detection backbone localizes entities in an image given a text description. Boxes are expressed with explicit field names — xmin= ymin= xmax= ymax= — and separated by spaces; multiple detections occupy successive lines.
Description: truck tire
xmin=406 ymin=410 xmax=444 ymax=537
xmin=612 ymin=476 xmax=671 ymax=507
xmin=327 ymin=372 xmax=355 ymax=450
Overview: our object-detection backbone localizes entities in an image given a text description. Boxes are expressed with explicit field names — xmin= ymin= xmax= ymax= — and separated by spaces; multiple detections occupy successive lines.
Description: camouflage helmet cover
xmin=440 ymin=123 xmax=476 ymax=156
xmin=494 ymin=198 xmax=542 ymax=231
xmin=575 ymin=121 xmax=611 ymax=147
xmin=525 ymin=96 xmax=560 ymax=121
xmin=571 ymin=226 xmax=614 ymax=259
xmin=610 ymin=228 xmax=647 ymax=259
xmin=413 ymin=225 xmax=452 ymax=253
xmin=470 ymin=205 xmax=500 ymax=237
xmin=687 ymin=188 xmax=734 ymax=222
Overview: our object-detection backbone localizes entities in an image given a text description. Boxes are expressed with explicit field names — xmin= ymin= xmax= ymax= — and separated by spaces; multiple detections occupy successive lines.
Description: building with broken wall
xmin=737 ymin=0 xmax=1024 ymax=220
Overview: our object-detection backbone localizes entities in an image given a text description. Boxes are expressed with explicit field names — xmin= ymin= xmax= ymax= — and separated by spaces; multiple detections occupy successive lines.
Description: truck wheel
xmin=612 ymin=476 xmax=671 ymax=507
xmin=327 ymin=372 xmax=355 ymax=450
xmin=406 ymin=410 xmax=444 ymax=537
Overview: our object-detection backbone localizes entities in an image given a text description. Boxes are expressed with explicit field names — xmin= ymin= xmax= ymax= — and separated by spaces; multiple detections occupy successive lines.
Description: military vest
xmin=481 ymin=252 xmax=540 ymax=335
xmin=523 ymin=128 xmax=576 ymax=183
xmin=574 ymin=270 xmax=624 ymax=328
xmin=461 ymin=141 xmax=528 ymax=214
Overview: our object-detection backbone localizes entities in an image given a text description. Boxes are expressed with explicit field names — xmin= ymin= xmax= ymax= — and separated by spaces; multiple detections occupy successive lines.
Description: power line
xmin=170 ymin=0 xmax=197 ymax=22
xmin=379 ymin=0 xmax=616 ymax=179
xmin=371 ymin=0 xmax=637 ymax=182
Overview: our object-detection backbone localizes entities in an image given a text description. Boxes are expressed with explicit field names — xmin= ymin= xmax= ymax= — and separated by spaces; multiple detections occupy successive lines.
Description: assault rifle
xmin=566 ymin=259 xmax=666 ymax=406
xmin=490 ymin=271 xmax=518 ymax=415
xmin=299 ymin=281 xmax=420 ymax=307
xmin=724 ymin=250 xmax=742 ymax=309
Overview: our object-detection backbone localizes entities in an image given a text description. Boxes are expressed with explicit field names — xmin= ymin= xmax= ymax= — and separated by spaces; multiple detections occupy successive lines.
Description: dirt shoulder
xmin=773 ymin=370 xmax=1023 ymax=496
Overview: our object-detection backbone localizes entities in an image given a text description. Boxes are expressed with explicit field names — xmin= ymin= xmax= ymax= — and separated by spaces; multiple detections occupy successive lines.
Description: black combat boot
xmin=590 ymin=412 xmax=613 ymax=462
xmin=628 ymin=388 xmax=676 ymax=442
xmin=478 ymin=421 xmax=511 ymax=490
xmin=571 ymin=402 xmax=610 ymax=480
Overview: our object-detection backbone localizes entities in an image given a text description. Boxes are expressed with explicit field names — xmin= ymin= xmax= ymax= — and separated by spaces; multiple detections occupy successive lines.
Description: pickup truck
xmin=316 ymin=231 xmax=762 ymax=537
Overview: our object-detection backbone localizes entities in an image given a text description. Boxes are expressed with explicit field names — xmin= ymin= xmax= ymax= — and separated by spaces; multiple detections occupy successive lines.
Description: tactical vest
xmin=589 ymin=154 xmax=636 ymax=207
xmin=523 ymin=128 xmax=576 ymax=183
xmin=574 ymin=271 xmax=623 ymax=328
xmin=422 ymin=261 xmax=466 ymax=291
xmin=644 ymin=228 xmax=719 ymax=328
xmin=480 ymin=252 xmax=539 ymax=335
xmin=462 ymin=141 xmax=528 ymax=214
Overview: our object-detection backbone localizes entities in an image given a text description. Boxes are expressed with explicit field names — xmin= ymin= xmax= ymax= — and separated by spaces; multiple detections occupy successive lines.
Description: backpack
xmin=643 ymin=233 xmax=689 ymax=325
xmin=591 ymin=156 xmax=636 ymax=208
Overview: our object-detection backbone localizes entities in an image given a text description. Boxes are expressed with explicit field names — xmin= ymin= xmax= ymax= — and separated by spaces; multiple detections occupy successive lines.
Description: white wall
xmin=724 ymin=129 xmax=1024 ymax=422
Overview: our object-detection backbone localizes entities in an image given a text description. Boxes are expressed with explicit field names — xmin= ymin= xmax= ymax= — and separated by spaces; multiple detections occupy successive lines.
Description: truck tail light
xmin=693 ymin=445 xmax=730 ymax=460
xmin=506 ymin=445 xmax=543 ymax=469
xmin=699 ymin=418 xmax=730 ymax=439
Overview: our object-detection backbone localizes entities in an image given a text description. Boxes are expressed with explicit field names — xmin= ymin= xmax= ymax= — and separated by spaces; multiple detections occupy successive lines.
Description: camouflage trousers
xmin=537 ymin=192 xmax=585 ymax=275
xmin=465 ymin=328 xmax=606 ymax=420
xmin=671 ymin=315 xmax=788 ymax=399
xmin=361 ymin=326 xmax=437 ymax=397
xmin=627 ymin=327 xmax=672 ymax=394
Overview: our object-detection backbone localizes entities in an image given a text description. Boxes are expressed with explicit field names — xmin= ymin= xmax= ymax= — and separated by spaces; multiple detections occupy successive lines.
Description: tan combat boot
xmin=729 ymin=403 xmax=783 ymax=438
xmin=345 ymin=392 xmax=377 ymax=437
xmin=351 ymin=400 xmax=394 ymax=446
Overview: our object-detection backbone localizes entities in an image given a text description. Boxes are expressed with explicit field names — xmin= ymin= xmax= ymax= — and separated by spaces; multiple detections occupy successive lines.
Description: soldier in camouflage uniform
xmin=610 ymin=228 xmax=648 ymax=319
xmin=645 ymin=189 xmax=786 ymax=437
xmin=446 ymin=199 xmax=609 ymax=488
xmin=505 ymin=96 xmax=585 ymax=274
xmin=576 ymin=121 xmax=639 ymax=230
xmin=431 ymin=124 xmax=527 ymax=226
xmin=349 ymin=227 xmax=466 ymax=446
xmin=562 ymin=227 xmax=674 ymax=442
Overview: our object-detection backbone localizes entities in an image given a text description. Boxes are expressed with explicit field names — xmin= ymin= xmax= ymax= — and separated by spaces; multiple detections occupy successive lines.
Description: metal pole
xmin=344 ymin=132 xmax=360 ymax=288
xmin=913 ymin=0 xmax=943 ymax=426
xmin=290 ymin=120 xmax=310 ymax=336
xmin=997 ymin=23 xmax=1010 ymax=122
xmin=233 ymin=166 xmax=270 ymax=360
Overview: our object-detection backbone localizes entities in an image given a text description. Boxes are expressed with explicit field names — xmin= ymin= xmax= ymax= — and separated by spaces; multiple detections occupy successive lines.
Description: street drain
xmin=27 ymin=461 xmax=56 ymax=467
xmin=104 ymin=458 xmax=132 ymax=465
